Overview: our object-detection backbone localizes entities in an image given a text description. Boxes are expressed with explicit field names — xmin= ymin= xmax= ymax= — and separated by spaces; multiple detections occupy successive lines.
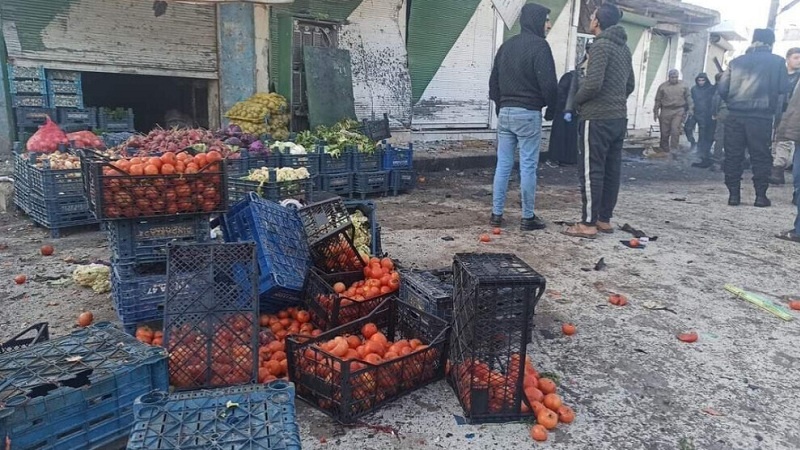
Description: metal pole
xmin=768 ymin=0 xmax=780 ymax=29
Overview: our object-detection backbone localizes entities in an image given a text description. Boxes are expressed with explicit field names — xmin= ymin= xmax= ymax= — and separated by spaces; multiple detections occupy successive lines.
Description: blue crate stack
xmin=46 ymin=69 xmax=84 ymax=109
xmin=0 ymin=323 xmax=168 ymax=450
xmin=8 ymin=64 xmax=49 ymax=137
xmin=98 ymin=107 xmax=135 ymax=132
xmin=127 ymin=381 xmax=301 ymax=450
xmin=382 ymin=142 xmax=416 ymax=196
xmin=316 ymin=145 xmax=354 ymax=196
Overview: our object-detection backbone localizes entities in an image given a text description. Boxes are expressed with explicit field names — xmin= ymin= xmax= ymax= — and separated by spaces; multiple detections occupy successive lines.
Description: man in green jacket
xmin=564 ymin=3 xmax=635 ymax=239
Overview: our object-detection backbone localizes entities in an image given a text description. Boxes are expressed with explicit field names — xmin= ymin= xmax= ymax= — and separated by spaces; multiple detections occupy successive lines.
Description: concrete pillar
xmin=217 ymin=3 xmax=258 ymax=125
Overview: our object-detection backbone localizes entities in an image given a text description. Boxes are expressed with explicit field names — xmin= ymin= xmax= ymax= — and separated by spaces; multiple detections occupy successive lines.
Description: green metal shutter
xmin=645 ymin=34 xmax=669 ymax=95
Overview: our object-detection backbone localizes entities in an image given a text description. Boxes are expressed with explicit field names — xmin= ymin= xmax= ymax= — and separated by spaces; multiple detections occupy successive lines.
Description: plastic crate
xmin=318 ymin=147 xmax=353 ymax=174
xmin=287 ymin=298 xmax=450 ymax=424
xmin=226 ymin=151 xmax=271 ymax=178
xmin=102 ymin=132 xmax=135 ymax=148
xmin=359 ymin=113 xmax=392 ymax=142
xmin=278 ymin=151 xmax=320 ymax=177
xmin=14 ymin=107 xmax=55 ymax=129
xmin=9 ymin=78 xmax=47 ymax=95
xmin=0 ymin=323 xmax=49 ymax=354
xmin=399 ymin=269 xmax=453 ymax=322
xmin=57 ymin=107 xmax=97 ymax=128
xmin=389 ymin=169 xmax=417 ymax=196
xmin=381 ymin=143 xmax=414 ymax=170
xmin=309 ymin=225 xmax=367 ymax=274
xmin=352 ymin=149 xmax=383 ymax=172
xmin=164 ymin=243 xmax=259 ymax=390
xmin=106 ymin=214 xmax=212 ymax=264
xmin=9 ymin=65 xmax=45 ymax=80
xmin=112 ymin=262 xmax=168 ymax=330
xmin=127 ymin=381 xmax=301 ymax=450
xmin=48 ymin=92 xmax=84 ymax=108
xmin=98 ymin=107 xmax=135 ymax=132
xmin=48 ymin=78 xmax=83 ymax=95
xmin=448 ymin=253 xmax=546 ymax=424
xmin=353 ymin=171 xmax=389 ymax=199
xmin=26 ymin=154 xmax=86 ymax=197
xmin=317 ymin=173 xmax=353 ymax=196
xmin=80 ymin=149 xmax=228 ymax=220
xmin=296 ymin=197 xmax=352 ymax=244
xmin=0 ymin=323 xmax=168 ymax=450
xmin=12 ymin=95 xmax=48 ymax=108
xmin=303 ymin=269 xmax=394 ymax=330
xmin=344 ymin=199 xmax=381 ymax=256
xmin=220 ymin=194 xmax=311 ymax=312
xmin=46 ymin=69 xmax=82 ymax=81
xmin=27 ymin=192 xmax=97 ymax=237
xmin=12 ymin=148 xmax=30 ymax=213
xmin=229 ymin=176 xmax=313 ymax=205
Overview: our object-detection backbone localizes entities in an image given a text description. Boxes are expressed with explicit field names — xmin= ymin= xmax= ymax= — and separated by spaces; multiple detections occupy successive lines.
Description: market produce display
xmin=32 ymin=151 xmax=81 ymax=170
xmin=295 ymin=119 xmax=377 ymax=157
xmin=225 ymin=92 xmax=290 ymax=139
xmin=244 ymin=167 xmax=311 ymax=184
xmin=213 ymin=124 xmax=266 ymax=158
xmin=66 ymin=131 xmax=104 ymax=149
xmin=121 ymin=128 xmax=231 ymax=157
xmin=350 ymin=210 xmax=372 ymax=256
xmin=270 ymin=141 xmax=306 ymax=155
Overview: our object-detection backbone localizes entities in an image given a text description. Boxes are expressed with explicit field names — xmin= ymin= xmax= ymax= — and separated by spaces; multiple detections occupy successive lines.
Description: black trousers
xmin=685 ymin=115 xmax=697 ymax=145
xmin=696 ymin=117 xmax=716 ymax=160
xmin=578 ymin=118 xmax=627 ymax=225
xmin=723 ymin=115 xmax=773 ymax=191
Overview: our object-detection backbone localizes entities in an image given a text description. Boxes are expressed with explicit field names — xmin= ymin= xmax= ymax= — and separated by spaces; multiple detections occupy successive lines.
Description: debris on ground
xmin=72 ymin=264 xmax=111 ymax=294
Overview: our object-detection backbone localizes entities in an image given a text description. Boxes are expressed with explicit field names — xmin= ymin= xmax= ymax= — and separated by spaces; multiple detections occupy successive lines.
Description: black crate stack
xmin=447 ymin=253 xmax=546 ymax=423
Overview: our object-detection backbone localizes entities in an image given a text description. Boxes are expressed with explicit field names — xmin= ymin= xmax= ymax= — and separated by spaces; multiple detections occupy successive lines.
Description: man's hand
xmin=564 ymin=112 xmax=573 ymax=123
xmin=653 ymin=111 xmax=659 ymax=121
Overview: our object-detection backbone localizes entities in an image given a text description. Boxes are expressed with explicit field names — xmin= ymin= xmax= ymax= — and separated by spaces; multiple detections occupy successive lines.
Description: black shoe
xmin=692 ymin=159 xmax=713 ymax=169
xmin=793 ymin=191 xmax=797 ymax=206
xmin=521 ymin=216 xmax=547 ymax=231
xmin=728 ymin=191 xmax=741 ymax=206
xmin=754 ymin=195 xmax=772 ymax=208
xmin=769 ymin=167 xmax=786 ymax=185
xmin=490 ymin=214 xmax=503 ymax=227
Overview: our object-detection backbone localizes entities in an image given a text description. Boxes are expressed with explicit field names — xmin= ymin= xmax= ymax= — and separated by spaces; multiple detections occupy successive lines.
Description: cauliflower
xmin=349 ymin=211 xmax=371 ymax=253
xmin=72 ymin=264 xmax=111 ymax=294
xmin=270 ymin=141 xmax=307 ymax=155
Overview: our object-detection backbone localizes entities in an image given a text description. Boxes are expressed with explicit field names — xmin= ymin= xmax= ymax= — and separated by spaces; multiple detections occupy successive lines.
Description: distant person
xmin=545 ymin=44 xmax=591 ymax=167
xmin=718 ymin=28 xmax=789 ymax=207
xmin=690 ymin=73 xmax=717 ymax=168
xmin=653 ymin=70 xmax=692 ymax=154
xmin=711 ymin=71 xmax=728 ymax=165
xmin=563 ymin=3 xmax=635 ymax=239
xmin=488 ymin=3 xmax=558 ymax=231
xmin=770 ymin=47 xmax=800 ymax=185
xmin=775 ymin=72 xmax=800 ymax=243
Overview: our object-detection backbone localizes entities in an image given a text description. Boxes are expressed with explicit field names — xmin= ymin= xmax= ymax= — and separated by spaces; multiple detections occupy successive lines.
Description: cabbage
xmin=249 ymin=140 xmax=265 ymax=153
xmin=225 ymin=137 xmax=243 ymax=147
xmin=226 ymin=124 xmax=242 ymax=135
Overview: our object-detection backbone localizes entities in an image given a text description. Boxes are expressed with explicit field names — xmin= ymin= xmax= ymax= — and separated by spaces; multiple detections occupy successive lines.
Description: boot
xmin=769 ymin=166 xmax=786 ymax=185
xmin=728 ymin=187 xmax=741 ymax=206
xmin=692 ymin=159 xmax=713 ymax=169
xmin=490 ymin=214 xmax=503 ymax=227
xmin=754 ymin=187 xmax=771 ymax=208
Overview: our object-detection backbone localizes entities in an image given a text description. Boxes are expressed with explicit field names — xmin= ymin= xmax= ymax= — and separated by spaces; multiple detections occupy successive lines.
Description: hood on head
xmin=520 ymin=3 xmax=550 ymax=38
xmin=597 ymin=25 xmax=628 ymax=47
xmin=695 ymin=72 xmax=709 ymax=86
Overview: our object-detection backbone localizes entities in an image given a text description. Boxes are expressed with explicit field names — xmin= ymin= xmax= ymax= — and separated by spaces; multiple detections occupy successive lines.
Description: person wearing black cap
xmin=690 ymin=73 xmax=717 ymax=168
xmin=563 ymin=2 xmax=635 ymax=239
xmin=718 ymin=28 xmax=789 ymax=207
xmin=488 ymin=3 xmax=558 ymax=231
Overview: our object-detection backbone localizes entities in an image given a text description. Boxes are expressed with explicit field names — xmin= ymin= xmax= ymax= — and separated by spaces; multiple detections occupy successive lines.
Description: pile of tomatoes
xmin=296 ymin=321 xmax=440 ymax=414
xmin=134 ymin=325 xmax=162 ymax=346
xmin=97 ymin=151 xmax=224 ymax=218
xmin=450 ymin=354 xmax=575 ymax=442
xmin=315 ymin=233 xmax=365 ymax=273
xmin=257 ymin=307 xmax=323 ymax=384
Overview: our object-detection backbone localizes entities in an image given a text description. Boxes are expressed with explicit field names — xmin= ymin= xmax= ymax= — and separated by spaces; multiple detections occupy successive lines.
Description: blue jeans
xmin=794 ymin=144 xmax=799 ymax=234
xmin=492 ymin=108 xmax=542 ymax=219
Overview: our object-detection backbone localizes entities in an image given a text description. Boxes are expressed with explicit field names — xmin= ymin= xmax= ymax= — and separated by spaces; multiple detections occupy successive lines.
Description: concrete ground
xmin=1 ymin=145 xmax=799 ymax=449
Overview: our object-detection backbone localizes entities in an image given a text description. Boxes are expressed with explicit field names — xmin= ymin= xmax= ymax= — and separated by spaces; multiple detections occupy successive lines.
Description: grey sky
xmin=684 ymin=0 xmax=800 ymax=29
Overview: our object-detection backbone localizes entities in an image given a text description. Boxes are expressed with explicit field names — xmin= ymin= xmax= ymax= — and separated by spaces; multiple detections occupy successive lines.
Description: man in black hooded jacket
xmin=691 ymin=73 xmax=717 ymax=168
xmin=718 ymin=28 xmax=789 ymax=207
xmin=489 ymin=3 xmax=558 ymax=231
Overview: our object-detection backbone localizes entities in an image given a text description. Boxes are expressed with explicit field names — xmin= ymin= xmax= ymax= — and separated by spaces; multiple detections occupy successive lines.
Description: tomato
xmin=789 ymin=300 xmax=800 ymax=311
xmin=562 ymin=323 xmax=577 ymax=336
xmin=677 ymin=331 xmax=698 ymax=343
xmin=530 ymin=424 xmax=548 ymax=442
xmin=77 ymin=311 xmax=94 ymax=327
xmin=14 ymin=274 xmax=26 ymax=285
xmin=479 ymin=234 xmax=491 ymax=243
xmin=40 ymin=245 xmax=54 ymax=256
xmin=492 ymin=228 xmax=502 ymax=235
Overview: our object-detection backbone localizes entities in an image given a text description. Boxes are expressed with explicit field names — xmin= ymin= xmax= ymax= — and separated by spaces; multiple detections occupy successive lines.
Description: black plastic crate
xmin=164 ymin=242 xmax=260 ymax=390
xmin=229 ymin=176 xmax=313 ymax=204
xmin=448 ymin=253 xmax=546 ymax=424
xmin=353 ymin=171 xmax=389 ymax=199
xmin=318 ymin=147 xmax=353 ymax=174
xmin=389 ymin=169 xmax=417 ymax=196
xmin=352 ymin=149 xmax=383 ymax=172
xmin=303 ymin=269 xmax=392 ymax=331
xmin=287 ymin=298 xmax=449 ymax=424
xmin=98 ymin=107 xmax=135 ymax=132
xmin=278 ymin=152 xmax=320 ymax=177
xmin=381 ymin=143 xmax=414 ymax=170
xmin=0 ymin=323 xmax=49 ymax=354
xmin=296 ymin=197 xmax=352 ymax=244
xmin=27 ymin=157 xmax=85 ymax=197
xmin=359 ymin=113 xmax=391 ymax=142
xmin=57 ymin=107 xmax=97 ymax=128
xmin=106 ymin=214 xmax=212 ymax=264
xmin=14 ymin=107 xmax=55 ymax=129
xmin=344 ymin=199 xmax=381 ymax=256
xmin=399 ymin=269 xmax=453 ymax=322
xmin=309 ymin=225 xmax=367 ymax=274
xmin=27 ymin=192 xmax=98 ymax=238
xmin=317 ymin=173 xmax=353 ymax=196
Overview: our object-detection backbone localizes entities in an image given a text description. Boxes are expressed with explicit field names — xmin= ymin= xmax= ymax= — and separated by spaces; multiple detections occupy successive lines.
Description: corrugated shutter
xmin=408 ymin=0 xmax=494 ymax=128
xmin=1 ymin=0 xmax=217 ymax=78
xmin=645 ymin=34 xmax=669 ymax=95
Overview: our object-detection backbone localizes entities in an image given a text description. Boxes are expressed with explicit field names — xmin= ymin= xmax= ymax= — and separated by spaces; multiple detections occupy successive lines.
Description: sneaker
xmin=490 ymin=214 xmax=503 ymax=227
xmin=521 ymin=216 xmax=547 ymax=231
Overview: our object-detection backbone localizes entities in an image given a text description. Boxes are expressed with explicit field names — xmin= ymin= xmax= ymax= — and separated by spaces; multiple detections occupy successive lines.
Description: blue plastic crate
xmin=352 ymin=149 xmax=383 ymax=172
xmin=128 ymin=381 xmax=301 ymax=450
xmin=8 ymin=65 xmax=45 ymax=80
xmin=279 ymin=152 xmax=320 ymax=177
xmin=112 ymin=262 xmax=168 ymax=330
xmin=48 ymin=91 xmax=84 ymax=108
xmin=221 ymin=194 xmax=311 ymax=312
xmin=399 ymin=269 xmax=454 ymax=322
xmin=12 ymin=95 xmax=48 ymax=108
xmin=27 ymin=192 xmax=98 ymax=238
xmin=102 ymin=131 xmax=135 ymax=148
xmin=0 ymin=323 xmax=168 ymax=450
xmin=48 ymin=78 xmax=83 ymax=95
xmin=14 ymin=107 xmax=56 ymax=129
xmin=317 ymin=146 xmax=353 ymax=174
xmin=229 ymin=176 xmax=313 ymax=205
xmin=9 ymin=78 xmax=47 ymax=95
xmin=26 ymin=156 xmax=86 ymax=197
xmin=389 ymin=169 xmax=417 ymax=196
xmin=226 ymin=151 xmax=271 ymax=178
xmin=317 ymin=173 xmax=353 ymax=196
xmin=344 ymin=199 xmax=381 ymax=256
xmin=46 ymin=69 xmax=81 ymax=81
xmin=353 ymin=171 xmax=389 ymax=199
xmin=381 ymin=143 xmax=414 ymax=170
xmin=58 ymin=107 xmax=97 ymax=128
xmin=98 ymin=107 xmax=135 ymax=131
xmin=106 ymin=215 xmax=212 ymax=264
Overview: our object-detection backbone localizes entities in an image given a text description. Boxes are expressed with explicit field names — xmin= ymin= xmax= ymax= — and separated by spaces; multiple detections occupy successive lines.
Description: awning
xmin=615 ymin=0 xmax=720 ymax=33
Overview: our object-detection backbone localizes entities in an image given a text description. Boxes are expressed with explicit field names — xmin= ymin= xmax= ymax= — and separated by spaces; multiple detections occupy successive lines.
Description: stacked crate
xmin=447 ymin=253 xmax=546 ymax=423
xmin=46 ymin=70 xmax=84 ymax=109
xmin=228 ymin=145 xmax=316 ymax=204
xmin=352 ymin=147 xmax=389 ymax=199
xmin=8 ymin=65 xmax=50 ymax=140
xmin=383 ymin=142 xmax=416 ymax=196
xmin=97 ymin=107 xmax=135 ymax=132
xmin=316 ymin=146 xmax=355 ymax=197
